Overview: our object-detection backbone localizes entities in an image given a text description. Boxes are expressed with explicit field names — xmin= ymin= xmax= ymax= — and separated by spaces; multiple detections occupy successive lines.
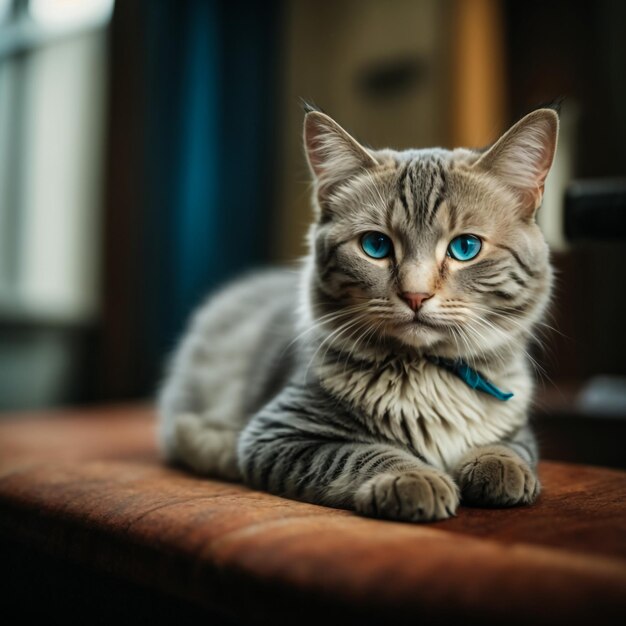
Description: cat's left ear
xmin=304 ymin=111 xmax=378 ymax=201
xmin=474 ymin=108 xmax=559 ymax=217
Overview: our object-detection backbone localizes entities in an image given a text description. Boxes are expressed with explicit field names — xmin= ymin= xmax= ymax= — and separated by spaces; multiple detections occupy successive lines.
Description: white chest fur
xmin=318 ymin=355 xmax=531 ymax=470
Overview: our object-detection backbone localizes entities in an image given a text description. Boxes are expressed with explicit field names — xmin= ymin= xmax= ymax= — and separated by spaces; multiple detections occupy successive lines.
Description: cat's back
xmin=158 ymin=267 xmax=301 ymax=456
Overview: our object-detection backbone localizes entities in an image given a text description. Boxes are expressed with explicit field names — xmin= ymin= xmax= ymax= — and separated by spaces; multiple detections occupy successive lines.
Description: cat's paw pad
xmin=355 ymin=469 xmax=459 ymax=522
xmin=456 ymin=450 xmax=540 ymax=507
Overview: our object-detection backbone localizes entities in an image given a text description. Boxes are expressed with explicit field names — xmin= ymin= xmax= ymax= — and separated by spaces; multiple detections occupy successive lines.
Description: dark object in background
xmin=533 ymin=383 xmax=626 ymax=470
xmin=541 ymin=177 xmax=626 ymax=468
xmin=565 ymin=179 xmax=626 ymax=241
xmin=536 ymin=414 xmax=626 ymax=470
xmin=356 ymin=55 xmax=428 ymax=101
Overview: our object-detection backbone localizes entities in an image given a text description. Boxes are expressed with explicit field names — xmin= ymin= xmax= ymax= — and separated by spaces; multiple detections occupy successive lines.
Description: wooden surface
xmin=0 ymin=404 xmax=625 ymax=624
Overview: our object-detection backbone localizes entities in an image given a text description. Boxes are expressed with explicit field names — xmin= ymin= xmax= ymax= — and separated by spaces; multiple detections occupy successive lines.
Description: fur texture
xmin=158 ymin=108 xmax=558 ymax=522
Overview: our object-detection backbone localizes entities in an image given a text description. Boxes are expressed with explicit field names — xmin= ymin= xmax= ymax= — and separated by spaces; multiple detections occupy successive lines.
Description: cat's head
xmin=303 ymin=107 xmax=558 ymax=361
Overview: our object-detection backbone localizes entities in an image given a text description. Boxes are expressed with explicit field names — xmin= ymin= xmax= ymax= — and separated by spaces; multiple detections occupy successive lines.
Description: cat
xmin=158 ymin=105 xmax=558 ymax=522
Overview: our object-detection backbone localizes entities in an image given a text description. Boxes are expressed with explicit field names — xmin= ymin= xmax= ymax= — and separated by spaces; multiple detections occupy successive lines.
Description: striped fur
xmin=158 ymin=108 xmax=559 ymax=521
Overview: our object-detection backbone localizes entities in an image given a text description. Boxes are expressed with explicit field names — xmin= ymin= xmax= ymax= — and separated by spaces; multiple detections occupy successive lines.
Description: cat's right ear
xmin=304 ymin=112 xmax=378 ymax=203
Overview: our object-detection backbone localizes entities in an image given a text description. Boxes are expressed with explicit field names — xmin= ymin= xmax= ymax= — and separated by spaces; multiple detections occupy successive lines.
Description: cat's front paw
xmin=455 ymin=447 xmax=540 ymax=507
xmin=355 ymin=469 xmax=459 ymax=523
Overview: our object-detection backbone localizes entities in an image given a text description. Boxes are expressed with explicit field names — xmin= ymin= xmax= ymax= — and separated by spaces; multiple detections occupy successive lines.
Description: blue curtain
xmin=138 ymin=0 xmax=280 ymax=388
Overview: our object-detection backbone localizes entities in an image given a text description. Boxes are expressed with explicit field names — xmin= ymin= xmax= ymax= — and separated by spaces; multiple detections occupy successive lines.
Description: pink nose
xmin=401 ymin=292 xmax=433 ymax=311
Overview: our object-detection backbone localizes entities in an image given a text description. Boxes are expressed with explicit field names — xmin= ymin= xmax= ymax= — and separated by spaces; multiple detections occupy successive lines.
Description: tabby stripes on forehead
xmin=394 ymin=156 xmax=449 ymax=230
xmin=396 ymin=162 xmax=410 ymax=215
xmin=427 ymin=167 xmax=447 ymax=226
xmin=416 ymin=162 xmax=434 ymax=227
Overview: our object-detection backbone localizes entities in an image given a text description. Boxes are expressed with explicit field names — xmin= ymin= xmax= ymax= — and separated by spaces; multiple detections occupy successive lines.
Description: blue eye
xmin=448 ymin=234 xmax=482 ymax=261
xmin=361 ymin=232 xmax=392 ymax=259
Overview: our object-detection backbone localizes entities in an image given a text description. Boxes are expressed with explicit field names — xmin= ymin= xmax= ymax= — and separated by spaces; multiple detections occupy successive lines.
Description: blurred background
xmin=0 ymin=0 xmax=624 ymax=466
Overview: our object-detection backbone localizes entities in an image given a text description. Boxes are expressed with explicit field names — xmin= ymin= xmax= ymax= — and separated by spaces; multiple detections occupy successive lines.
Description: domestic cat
xmin=158 ymin=106 xmax=558 ymax=522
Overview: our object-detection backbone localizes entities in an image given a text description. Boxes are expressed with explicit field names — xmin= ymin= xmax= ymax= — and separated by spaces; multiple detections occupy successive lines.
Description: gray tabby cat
xmin=158 ymin=106 xmax=558 ymax=522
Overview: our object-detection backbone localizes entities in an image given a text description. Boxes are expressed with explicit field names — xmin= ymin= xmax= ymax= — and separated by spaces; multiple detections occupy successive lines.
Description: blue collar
xmin=426 ymin=356 xmax=514 ymax=402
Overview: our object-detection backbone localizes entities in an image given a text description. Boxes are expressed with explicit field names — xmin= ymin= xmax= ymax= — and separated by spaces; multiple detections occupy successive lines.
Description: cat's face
xmin=304 ymin=109 xmax=558 ymax=360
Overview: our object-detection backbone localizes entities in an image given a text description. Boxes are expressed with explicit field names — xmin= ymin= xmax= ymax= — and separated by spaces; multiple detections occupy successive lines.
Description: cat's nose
xmin=400 ymin=292 xmax=433 ymax=311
